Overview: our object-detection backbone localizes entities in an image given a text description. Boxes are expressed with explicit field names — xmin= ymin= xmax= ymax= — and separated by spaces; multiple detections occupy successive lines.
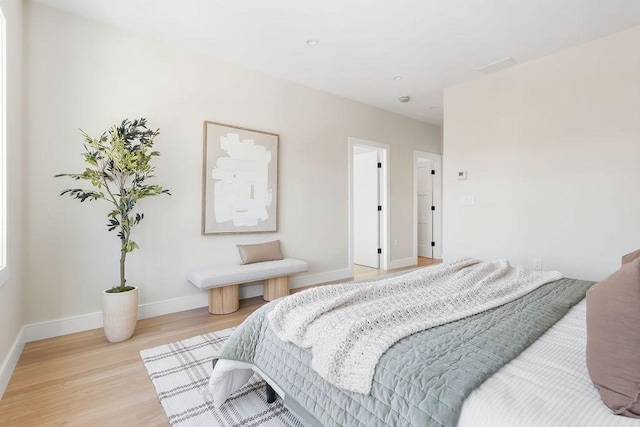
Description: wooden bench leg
xmin=263 ymin=276 xmax=289 ymax=301
xmin=209 ymin=285 xmax=239 ymax=315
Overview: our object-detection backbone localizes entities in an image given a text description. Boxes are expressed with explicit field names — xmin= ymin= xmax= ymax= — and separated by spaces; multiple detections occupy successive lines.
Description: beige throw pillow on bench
xmin=237 ymin=240 xmax=284 ymax=265
xmin=586 ymin=257 xmax=640 ymax=418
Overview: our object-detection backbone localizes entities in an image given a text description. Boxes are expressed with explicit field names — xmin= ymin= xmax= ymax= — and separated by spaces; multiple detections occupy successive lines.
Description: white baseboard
xmin=388 ymin=257 xmax=418 ymax=270
xmin=23 ymin=311 xmax=103 ymax=343
xmin=23 ymin=293 xmax=209 ymax=343
xmin=417 ymin=245 xmax=431 ymax=258
xmin=138 ymin=293 xmax=208 ymax=319
xmin=239 ymin=282 xmax=264 ymax=299
xmin=20 ymin=268 xmax=354 ymax=345
xmin=290 ymin=268 xmax=352 ymax=289
xmin=0 ymin=327 xmax=25 ymax=400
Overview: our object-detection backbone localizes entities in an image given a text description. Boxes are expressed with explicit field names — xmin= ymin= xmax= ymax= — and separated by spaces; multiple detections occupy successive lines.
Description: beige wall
xmin=0 ymin=0 xmax=24 ymax=391
xmin=24 ymin=3 xmax=441 ymax=324
xmin=443 ymin=26 xmax=640 ymax=281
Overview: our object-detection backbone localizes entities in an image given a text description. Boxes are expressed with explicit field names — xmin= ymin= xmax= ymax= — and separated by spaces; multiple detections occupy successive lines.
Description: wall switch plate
xmin=457 ymin=171 xmax=467 ymax=180
xmin=394 ymin=239 xmax=398 ymax=247
xmin=460 ymin=196 xmax=474 ymax=205
xmin=533 ymin=259 xmax=542 ymax=271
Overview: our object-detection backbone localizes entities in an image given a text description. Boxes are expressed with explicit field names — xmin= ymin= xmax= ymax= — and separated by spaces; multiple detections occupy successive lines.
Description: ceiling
xmin=33 ymin=0 xmax=640 ymax=124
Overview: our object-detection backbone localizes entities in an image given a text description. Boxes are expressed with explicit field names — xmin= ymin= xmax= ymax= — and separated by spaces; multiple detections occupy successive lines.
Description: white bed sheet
xmin=459 ymin=299 xmax=639 ymax=427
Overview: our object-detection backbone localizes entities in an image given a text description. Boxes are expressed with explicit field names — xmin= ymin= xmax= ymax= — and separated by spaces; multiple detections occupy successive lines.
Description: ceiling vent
xmin=478 ymin=57 xmax=517 ymax=75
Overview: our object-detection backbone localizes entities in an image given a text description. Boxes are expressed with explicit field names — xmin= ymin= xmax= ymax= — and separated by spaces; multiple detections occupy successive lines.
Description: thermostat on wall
xmin=457 ymin=171 xmax=467 ymax=180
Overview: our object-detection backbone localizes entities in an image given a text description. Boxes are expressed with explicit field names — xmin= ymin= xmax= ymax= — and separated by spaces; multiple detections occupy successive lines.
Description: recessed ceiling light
xmin=306 ymin=39 xmax=318 ymax=46
xmin=393 ymin=76 xmax=403 ymax=81
xmin=399 ymin=96 xmax=411 ymax=103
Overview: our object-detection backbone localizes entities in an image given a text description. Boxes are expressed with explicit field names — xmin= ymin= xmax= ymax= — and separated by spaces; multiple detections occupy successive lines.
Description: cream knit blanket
xmin=267 ymin=258 xmax=562 ymax=394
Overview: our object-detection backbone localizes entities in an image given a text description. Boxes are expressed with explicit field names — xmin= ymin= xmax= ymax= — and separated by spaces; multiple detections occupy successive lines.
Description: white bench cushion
xmin=187 ymin=258 xmax=308 ymax=289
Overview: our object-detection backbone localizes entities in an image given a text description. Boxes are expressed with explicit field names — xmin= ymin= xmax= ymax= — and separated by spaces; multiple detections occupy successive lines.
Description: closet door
xmin=353 ymin=150 xmax=380 ymax=268
xmin=417 ymin=162 xmax=433 ymax=258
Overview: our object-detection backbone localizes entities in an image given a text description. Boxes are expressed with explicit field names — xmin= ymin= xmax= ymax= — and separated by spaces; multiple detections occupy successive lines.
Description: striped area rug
xmin=140 ymin=328 xmax=306 ymax=426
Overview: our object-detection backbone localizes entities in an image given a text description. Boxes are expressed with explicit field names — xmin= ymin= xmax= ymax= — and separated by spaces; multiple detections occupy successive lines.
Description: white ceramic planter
xmin=102 ymin=287 xmax=138 ymax=343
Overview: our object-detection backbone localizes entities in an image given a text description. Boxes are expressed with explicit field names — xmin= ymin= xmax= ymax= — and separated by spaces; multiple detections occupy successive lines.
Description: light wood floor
xmin=0 ymin=257 xmax=440 ymax=426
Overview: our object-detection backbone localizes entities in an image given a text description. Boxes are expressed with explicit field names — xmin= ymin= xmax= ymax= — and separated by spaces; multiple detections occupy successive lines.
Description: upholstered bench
xmin=187 ymin=258 xmax=309 ymax=315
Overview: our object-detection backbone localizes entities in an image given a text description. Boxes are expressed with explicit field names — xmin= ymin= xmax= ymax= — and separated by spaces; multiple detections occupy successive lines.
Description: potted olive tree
xmin=56 ymin=118 xmax=170 ymax=342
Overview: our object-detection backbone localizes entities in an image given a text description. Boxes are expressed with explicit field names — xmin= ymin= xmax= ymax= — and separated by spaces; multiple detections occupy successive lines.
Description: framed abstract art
xmin=201 ymin=121 xmax=278 ymax=234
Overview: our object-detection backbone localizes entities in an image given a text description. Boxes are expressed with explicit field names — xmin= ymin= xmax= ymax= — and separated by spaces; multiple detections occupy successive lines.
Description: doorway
xmin=349 ymin=138 xmax=389 ymax=272
xmin=414 ymin=151 xmax=442 ymax=260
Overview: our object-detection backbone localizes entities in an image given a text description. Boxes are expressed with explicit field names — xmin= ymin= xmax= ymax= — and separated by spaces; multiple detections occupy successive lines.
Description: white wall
xmin=0 ymin=0 xmax=24 ymax=397
xmin=443 ymin=26 xmax=640 ymax=281
xmin=23 ymin=2 xmax=441 ymax=325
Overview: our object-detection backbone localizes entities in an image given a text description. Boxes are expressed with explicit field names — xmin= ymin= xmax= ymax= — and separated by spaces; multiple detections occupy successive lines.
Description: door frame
xmin=413 ymin=150 xmax=442 ymax=260
xmin=348 ymin=137 xmax=389 ymax=271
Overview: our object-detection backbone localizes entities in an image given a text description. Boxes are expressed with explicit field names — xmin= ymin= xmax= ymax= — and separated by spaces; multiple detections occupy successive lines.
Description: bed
xmin=459 ymin=299 xmax=639 ymax=426
xmin=208 ymin=259 xmax=630 ymax=426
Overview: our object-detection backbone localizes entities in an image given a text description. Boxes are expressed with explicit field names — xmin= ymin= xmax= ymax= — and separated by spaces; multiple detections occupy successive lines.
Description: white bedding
xmin=459 ymin=299 xmax=639 ymax=426
xmin=209 ymin=359 xmax=286 ymax=409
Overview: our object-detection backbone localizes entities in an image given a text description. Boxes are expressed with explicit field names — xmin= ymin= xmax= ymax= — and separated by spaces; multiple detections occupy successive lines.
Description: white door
xmin=353 ymin=149 xmax=380 ymax=268
xmin=417 ymin=160 xmax=433 ymax=258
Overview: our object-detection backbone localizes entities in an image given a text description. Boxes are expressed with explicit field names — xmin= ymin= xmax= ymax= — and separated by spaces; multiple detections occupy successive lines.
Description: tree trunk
xmin=120 ymin=241 xmax=126 ymax=287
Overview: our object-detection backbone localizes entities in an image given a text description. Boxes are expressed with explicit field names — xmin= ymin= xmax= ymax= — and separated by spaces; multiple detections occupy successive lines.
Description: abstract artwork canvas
xmin=202 ymin=121 xmax=278 ymax=234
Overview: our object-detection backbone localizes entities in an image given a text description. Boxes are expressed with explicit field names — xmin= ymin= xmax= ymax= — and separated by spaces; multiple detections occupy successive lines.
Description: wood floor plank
xmin=0 ymin=258 xmax=440 ymax=425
